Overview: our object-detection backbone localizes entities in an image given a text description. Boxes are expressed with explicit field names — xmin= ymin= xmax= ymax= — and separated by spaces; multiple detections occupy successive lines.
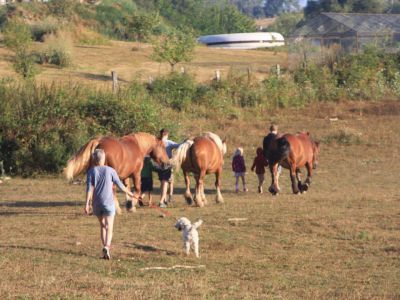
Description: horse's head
xmin=150 ymin=138 xmax=170 ymax=170
xmin=312 ymin=140 xmax=320 ymax=169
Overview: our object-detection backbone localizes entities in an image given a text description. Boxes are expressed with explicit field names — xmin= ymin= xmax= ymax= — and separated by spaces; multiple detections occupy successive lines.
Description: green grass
xmin=0 ymin=101 xmax=399 ymax=299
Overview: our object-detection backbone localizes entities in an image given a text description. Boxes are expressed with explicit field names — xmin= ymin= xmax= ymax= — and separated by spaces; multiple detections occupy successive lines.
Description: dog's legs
xmin=184 ymin=241 xmax=190 ymax=256
xmin=193 ymin=238 xmax=200 ymax=258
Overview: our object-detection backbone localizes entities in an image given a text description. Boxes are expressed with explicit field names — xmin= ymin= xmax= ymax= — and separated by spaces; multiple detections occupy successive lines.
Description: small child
xmin=251 ymin=147 xmax=269 ymax=193
xmin=85 ymin=149 xmax=134 ymax=260
xmin=140 ymin=156 xmax=154 ymax=206
xmin=232 ymin=147 xmax=248 ymax=193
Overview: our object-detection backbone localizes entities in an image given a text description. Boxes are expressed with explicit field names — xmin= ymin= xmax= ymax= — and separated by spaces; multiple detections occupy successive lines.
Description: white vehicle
xmin=198 ymin=32 xmax=285 ymax=49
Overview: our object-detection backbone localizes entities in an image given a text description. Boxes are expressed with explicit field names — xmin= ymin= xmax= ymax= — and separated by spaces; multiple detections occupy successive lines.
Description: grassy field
xmin=0 ymin=40 xmax=287 ymax=86
xmin=0 ymin=101 xmax=399 ymax=299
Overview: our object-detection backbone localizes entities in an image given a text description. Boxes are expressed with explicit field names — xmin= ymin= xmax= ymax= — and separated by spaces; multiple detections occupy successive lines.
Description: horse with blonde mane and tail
xmin=170 ymin=132 xmax=227 ymax=207
xmin=64 ymin=132 xmax=170 ymax=213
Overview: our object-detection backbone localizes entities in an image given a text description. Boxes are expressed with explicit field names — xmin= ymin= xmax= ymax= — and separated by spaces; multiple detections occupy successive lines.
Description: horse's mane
xmin=170 ymin=139 xmax=194 ymax=170
xmin=204 ymin=132 xmax=226 ymax=155
xmin=130 ymin=132 xmax=156 ymax=153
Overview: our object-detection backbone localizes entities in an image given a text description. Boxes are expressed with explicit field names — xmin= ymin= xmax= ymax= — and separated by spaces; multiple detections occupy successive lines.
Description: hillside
xmin=0 ymin=40 xmax=287 ymax=85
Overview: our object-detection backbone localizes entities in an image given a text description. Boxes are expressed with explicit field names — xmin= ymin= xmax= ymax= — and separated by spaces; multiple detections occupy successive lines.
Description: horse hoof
xmin=268 ymin=186 xmax=278 ymax=195
xmin=126 ymin=200 xmax=133 ymax=210
xmin=185 ymin=197 xmax=193 ymax=205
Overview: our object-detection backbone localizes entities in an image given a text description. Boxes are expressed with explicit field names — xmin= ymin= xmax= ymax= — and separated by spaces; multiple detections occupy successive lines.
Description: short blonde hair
xmin=234 ymin=147 xmax=243 ymax=157
xmin=92 ymin=149 xmax=105 ymax=165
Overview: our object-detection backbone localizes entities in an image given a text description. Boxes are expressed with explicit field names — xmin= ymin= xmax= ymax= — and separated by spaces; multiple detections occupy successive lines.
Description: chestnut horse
xmin=263 ymin=132 xmax=320 ymax=195
xmin=64 ymin=132 xmax=169 ymax=212
xmin=170 ymin=132 xmax=227 ymax=207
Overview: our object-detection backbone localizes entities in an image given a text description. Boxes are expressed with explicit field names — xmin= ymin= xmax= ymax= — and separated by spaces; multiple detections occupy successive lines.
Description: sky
xmin=299 ymin=0 xmax=307 ymax=7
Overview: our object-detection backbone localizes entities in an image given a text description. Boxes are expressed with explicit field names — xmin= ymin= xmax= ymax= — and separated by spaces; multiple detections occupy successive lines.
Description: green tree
xmin=264 ymin=0 xmax=301 ymax=17
xmin=305 ymin=0 xmax=389 ymax=16
xmin=151 ymin=30 xmax=196 ymax=71
xmin=3 ymin=20 xmax=37 ymax=79
xmin=129 ymin=13 xmax=159 ymax=42
xmin=267 ymin=12 xmax=303 ymax=37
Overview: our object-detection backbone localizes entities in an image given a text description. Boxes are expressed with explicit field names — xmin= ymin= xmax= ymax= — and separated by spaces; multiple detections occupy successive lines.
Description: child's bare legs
xmin=235 ymin=176 xmax=239 ymax=192
xmin=167 ymin=179 xmax=174 ymax=203
xmin=97 ymin=215 xmax=115 ymax=257
xmin=241 ymin=175 xmax=248 ymax=192
xmin=257 ymin=173 xmax=265 ymax=193
xmin=160 ymin=180 xmax=168 ymax=206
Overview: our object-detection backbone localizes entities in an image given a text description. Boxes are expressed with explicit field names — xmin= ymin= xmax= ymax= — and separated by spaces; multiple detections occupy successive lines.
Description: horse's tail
xmin=63 ymin=138 xmax=101 ymax=181
xmin=170 ymin=140 xmax=194 ymax=170
xmin=276 ymin=137 xmax=291 ymax=161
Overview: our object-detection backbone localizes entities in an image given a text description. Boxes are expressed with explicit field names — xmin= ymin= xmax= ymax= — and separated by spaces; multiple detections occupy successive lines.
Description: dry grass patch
xmin=0 ymin=102 xmax=399 ymax=299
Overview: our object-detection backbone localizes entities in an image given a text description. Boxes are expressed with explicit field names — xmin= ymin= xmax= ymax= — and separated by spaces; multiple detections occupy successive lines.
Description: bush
xmin=149 ymin=72 xmax=197 ymax=111
xmin=0 ymin=81 xmax=162 ymax=175
xmin=37 ymin=32 xmax=73 ymax=67
xmin=30 ymin=18 xmax=60 ymax=42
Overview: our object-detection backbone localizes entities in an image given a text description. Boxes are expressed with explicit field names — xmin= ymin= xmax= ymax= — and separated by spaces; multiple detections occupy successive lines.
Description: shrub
xmin=40 ymin=32 xmax=73 ymax=67
xmin=149 ymin=72 xmax=197 ymax=111
xmin=30 ymin=18 xmax=60 ymax=42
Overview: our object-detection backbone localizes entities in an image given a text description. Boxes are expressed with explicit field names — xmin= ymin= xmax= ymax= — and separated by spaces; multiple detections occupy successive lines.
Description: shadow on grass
xmin=122 ymin=242 xmax=176 ymax=256
xmin=0 ymin=244 xmax=91 ymax=259
xmin=0 ymin=200 xmax=80 ymax=208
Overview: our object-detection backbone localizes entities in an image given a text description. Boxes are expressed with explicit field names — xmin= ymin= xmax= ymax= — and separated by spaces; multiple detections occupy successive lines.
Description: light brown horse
xmin=170 ymin=132 xmax=227 ymax=207
xmin=64 ymin=132 xmax=169 ymax=212
xmin=263 ymin=132 xmax=320 ymax=195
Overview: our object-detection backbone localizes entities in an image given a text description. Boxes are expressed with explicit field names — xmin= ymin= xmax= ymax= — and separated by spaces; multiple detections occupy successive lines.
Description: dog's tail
xmin=193 ymin=219 xmax=203 ymax=229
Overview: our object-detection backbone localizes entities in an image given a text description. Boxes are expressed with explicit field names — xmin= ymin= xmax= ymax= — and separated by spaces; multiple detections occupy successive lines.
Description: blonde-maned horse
xmin=64 ymin=133 xmax=169 ymax=213
xmin=170 ymin=132 xmax=227 ymax=207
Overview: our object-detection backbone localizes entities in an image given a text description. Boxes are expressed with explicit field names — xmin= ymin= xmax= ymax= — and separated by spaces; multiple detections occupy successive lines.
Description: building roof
xmin=291 ymin=13 xmax=400 ymax=38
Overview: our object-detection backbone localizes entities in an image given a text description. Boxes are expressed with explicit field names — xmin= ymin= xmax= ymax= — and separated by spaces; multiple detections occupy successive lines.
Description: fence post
xmin=276 ymin=64 xmax=280 ymax=77
xmin=180 ymin=67 xmax=185 ymax=74
xmin=111 ymin=71 xmax=118 ymax=93
xmin=215 ymin=69 xmax=221 ymax=81
xmin=247 ymin=67 xmax=251 ymax=83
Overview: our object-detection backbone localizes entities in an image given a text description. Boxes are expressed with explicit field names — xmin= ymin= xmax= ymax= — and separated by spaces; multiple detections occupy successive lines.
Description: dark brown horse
xmin=263 ymin=132 xmax=320 ymax=195
xmin=170 ymin=132 xmax=227 ymax=207
xmin=64 ymin=133 xmax=169 ymax=212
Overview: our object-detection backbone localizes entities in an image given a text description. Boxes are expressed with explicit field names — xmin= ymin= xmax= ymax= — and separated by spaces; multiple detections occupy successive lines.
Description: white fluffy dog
xmin=175 ymin=217 xmax=203 ymax=258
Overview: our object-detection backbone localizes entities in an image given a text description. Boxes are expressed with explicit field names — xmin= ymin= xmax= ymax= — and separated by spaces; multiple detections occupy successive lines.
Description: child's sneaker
xmin=102 ymin=246 xmax=110 ymax=260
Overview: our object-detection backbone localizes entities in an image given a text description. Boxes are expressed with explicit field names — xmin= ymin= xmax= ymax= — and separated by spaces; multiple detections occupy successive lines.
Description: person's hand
xmin=127 ymin=190 xmax=134 ymax=198
xmin=84 ymin=203 xmax=90 ymax=215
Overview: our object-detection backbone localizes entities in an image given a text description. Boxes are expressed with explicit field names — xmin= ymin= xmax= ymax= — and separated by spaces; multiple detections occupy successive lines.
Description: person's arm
xmin=251 ymin=158 xmax=256 ymax=172
xmin=85 ymin=171 xmax=93 ymax=215
xmin=111 ymin=169 xmax=134 ymax=197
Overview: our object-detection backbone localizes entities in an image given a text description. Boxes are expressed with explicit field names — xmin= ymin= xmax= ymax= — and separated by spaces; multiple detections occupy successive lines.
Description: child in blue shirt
xmin=85 ymin=149 xmax=134 ymax=259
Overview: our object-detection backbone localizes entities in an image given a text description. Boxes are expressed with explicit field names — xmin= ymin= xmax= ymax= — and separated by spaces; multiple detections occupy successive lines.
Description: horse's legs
xmin=215 ymin=168 xmax=224 ymax=203
xmin=268 ymin=163 xmax=279 ymax=195
xmin=201 ymin=183 xmax=207 ymax=205
xmin=183 ymin=170 xmax=193 ymax=205
xmin=194 ymin=172 xmax=205 ymax=207
xmin=124 ymin=178 xmax=136 ymax=212
xmin=303 ymin=162 xmax=313 ymax=192
xmin=290 ymin=164 xmax=300 ymax=194
xmin=113 ymin=184 xmax=122 ymax=215
xmin=296 ymin=169 xmax=303 ymax=193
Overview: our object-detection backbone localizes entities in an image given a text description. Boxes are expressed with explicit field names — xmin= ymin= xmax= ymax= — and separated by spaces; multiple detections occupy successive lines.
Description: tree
xmin=305 ymin=0 xmax=389 ymax=16
xmin=264 ymin=0 xmax=301 ymax=17
xmin=151 ymin=30 xmax=196 ymax=71
xmin=3 ymin=20 xmax=37 ymax=79
xmin=267 ymin=12 xmax=304 ymax=37
xmin=129 ymin=13 xmax=159 ymax=43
